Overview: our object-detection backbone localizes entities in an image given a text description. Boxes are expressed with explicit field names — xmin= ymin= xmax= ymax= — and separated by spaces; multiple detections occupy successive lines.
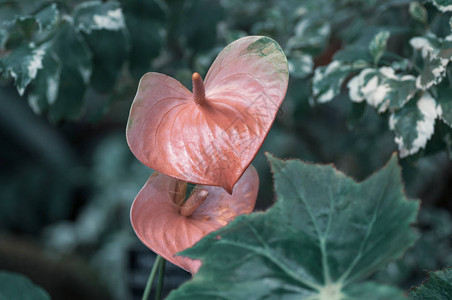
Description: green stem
xmin=142 ymin=255 xmax=164 ymax=300
xmin=155 ymin=259 xmax=166 ymax=300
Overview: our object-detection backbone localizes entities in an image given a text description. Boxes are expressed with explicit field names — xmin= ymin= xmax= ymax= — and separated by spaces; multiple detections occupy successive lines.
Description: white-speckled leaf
xmin=73 ymin=0 xmax=125 ymax=34
xmin=389 ymin=93 xmax=440 ymax=157
xmin=410 ymin=34 xmax=452 ymax=90
xmin=430 ymin=0 xmax=452 ymax=12
xmin=347 ymin=67 xmax=416 ymax=112
xmin=27 ymin=49 xmax=61 ymax=114
xmin=288 ymin=51 xmax=313 ymax=78
xmin=409 ymin=2 xmax=428 ymax=23
xmin=35 ymin=3 xmax=59 ymax=31
xmin=286 ymin=19 xmax=330 ymax=51
xmin=312 ymin=61 xmax=366 ymax=103
xmin=369 ymin=31 xmax=390 ymax=65
xmin=437 ymin=86 xmax=452 ymax=128
xmin=0 ymin=42 xmax=48 ymax=95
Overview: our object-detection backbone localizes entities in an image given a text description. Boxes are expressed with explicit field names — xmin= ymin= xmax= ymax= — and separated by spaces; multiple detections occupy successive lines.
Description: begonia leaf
xmin=166 ymin=154 xmax=418 ymax=299
xmin=130 ymin=165 xmax=258 ymax=274
xmin=410 ymin=268 xmax=452 ymax=299
xmin=126 ymin=36 xmax=288 ymax=193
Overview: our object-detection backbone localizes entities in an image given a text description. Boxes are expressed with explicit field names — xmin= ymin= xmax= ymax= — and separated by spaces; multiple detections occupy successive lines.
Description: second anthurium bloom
xmin=126 ymin=36 xmax=289 ymax=274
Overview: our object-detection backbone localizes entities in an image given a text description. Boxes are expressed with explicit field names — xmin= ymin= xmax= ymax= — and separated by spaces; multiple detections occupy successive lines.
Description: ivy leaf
xmin=0 ymin=271 xmax=50 ymax=300
xmin=437 ymin=86 xmax=452 ymax=128
xmin=409 ymin=2 xmax=428 ymax=24
xmin=347 ymin=67 xmax=417 ymax=112
xmin=72 ymin=1 xmax=125 ymax=34
xmin=389 ymin=93 xmax=440 ymax=157
xmin=369 ymin=31 xmax=390 ymax=65
xmin=0 ymin=42 xmax=47 ymax=95
xmin=430 ymin=0 xmax=452 ymax=12
xmin=410 ymin=268 xmax=452 ymax=299
xmin=312 ymin=60 xmax=367 ymax=103
xmin=73 ymin=1 xmax=128 ymax=92
xmin=166 ymin=154 xmax=419 ymax=300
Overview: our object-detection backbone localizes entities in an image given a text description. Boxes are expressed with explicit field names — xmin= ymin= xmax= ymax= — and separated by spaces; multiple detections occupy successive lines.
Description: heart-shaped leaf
xmin=126 ymin=36 xmax=288 ymax=193
xmin=130 ymin=165 xmax=259 ymax=274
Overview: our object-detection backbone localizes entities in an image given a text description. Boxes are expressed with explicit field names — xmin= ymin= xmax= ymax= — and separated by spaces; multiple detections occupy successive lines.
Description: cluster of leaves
xmin=0 ymin=0 xmax=165 ymax=122
xmin=309 ymin=0 xmax=452 ymax=158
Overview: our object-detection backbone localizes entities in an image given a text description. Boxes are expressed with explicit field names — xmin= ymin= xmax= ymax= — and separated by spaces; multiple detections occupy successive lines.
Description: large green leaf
xmin=389 ymin=92 xmax=440 ymax=157
xmin=166 ymin=154 xmax=419 ymax=300
xmin=0 ymin=271 xmax=50 ymax=300
xmin=410 ymin=268 xmax=452 ymax=299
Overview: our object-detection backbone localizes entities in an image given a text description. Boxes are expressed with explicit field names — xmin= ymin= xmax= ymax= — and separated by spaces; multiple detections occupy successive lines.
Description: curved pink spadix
xmin=130 ymin=165 xmax=259 ymax=274
xmin=126 ymin=36 xmax=288 ymax=193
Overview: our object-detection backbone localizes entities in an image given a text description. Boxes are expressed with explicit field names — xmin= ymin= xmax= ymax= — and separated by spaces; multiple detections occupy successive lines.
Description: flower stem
xmin=142 ymin=255 xmax=164 ymax=300
xmin=155 ymin=259 xmax=166 ymax=300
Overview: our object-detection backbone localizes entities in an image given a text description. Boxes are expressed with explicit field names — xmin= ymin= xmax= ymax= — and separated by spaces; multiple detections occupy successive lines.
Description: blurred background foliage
xmin=0 ymin=0 xmax=451 ymax=299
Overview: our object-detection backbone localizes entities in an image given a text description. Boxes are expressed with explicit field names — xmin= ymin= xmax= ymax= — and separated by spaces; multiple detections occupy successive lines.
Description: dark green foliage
xmin=166 ymin=154 xmax=418 ymax=299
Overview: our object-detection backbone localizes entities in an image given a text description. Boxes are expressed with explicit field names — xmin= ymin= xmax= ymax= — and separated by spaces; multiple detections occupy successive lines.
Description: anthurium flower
xmin=130 ymin=165 xmax=259 ymax=274
xmin=126 ymin=36 xmax=288 ymax=193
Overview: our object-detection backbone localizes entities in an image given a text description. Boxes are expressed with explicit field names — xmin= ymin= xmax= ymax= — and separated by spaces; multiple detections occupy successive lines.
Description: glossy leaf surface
xmin=166 ymin=154 xmax=418 ymax=299
xmin=126 ymin=36 xmax=288 ymax=193
xmin=130 ymin=165 xmax=259 ymax=274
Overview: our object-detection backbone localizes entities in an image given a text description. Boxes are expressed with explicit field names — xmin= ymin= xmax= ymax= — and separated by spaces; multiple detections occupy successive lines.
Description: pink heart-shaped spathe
xmin=126 ymin=36 xmax=288 ymax=193
xmin=130 ymin=165 xmax=259 ymax=274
